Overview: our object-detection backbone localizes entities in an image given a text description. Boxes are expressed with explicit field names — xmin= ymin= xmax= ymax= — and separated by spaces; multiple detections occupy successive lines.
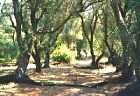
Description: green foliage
xmin=76 ymin=39 xmax=84 ymax=50
xmin=127 ymin=0 xmax=140 ymax=11
xmin=76 ymin=38 xmax=88 ymax=51
xmin=51 ymin=45 xmax=75 ymax=63
xmin=0 ymin=32 xmax=19 ymax=62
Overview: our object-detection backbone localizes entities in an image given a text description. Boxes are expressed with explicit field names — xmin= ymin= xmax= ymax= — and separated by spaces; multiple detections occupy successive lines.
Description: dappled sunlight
xmin=82 ymin=80 xmax=105 ymax=86
xmin=17 ymin=84 xmax=45 ymax=95
xmin=27 ymin=65 xmax=118 ymax=87
xmin=0 ymin=60 xmax=128 ymax=96
xmin=16 ymin=85 xmax=108 ymax=96
xmin=0 ymin=82 xmax=129 ymax=96
xmin=0 ymin=67 xmax=130 ymax=96
xmin=71 ymin=58 xmax=92 ymax=67
xmin=0 ymin=91 xmax=14 ymax=96
xmin=55 ymin=88 xmax=81 ymax=96
xmin=0 ymin=83 xmax=19 ymax=95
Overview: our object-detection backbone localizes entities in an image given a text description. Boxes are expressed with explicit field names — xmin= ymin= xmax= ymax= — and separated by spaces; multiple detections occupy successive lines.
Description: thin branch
xmin=78 ymin=13 xmax=90 ymax=42
xmin=89 ymin=6 xmax=95 ymax=27
xmin=92 ymin=11 xmax=99 ymax=33
xmin=50 ymin=28 xmax=63 ymax=54
xmin=9 ymin=16 xmax=16 ymax=29
xmin=1 ymin=1 xmax=17 ymax=29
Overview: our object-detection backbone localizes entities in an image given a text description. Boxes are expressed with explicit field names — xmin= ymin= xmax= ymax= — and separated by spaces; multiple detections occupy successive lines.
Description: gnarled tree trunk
xmin=31 ymin=40 xmax=42 ymax=72
xmin=12 ymin=0 xmax=30 ymax=79
xmin=111 ymin=0 xmax=133 ymax=79
xmin=14 ymin=53 xmax=30 ymax=79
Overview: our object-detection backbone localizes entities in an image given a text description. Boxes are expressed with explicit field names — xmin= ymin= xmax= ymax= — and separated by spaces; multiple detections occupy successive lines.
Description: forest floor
xmin=0 ymin=58 xmax=132 ymax=96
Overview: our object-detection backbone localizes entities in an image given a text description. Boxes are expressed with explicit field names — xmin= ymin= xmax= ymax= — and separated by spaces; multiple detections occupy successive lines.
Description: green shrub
xmin=0 ymin=58 xmax=6 ymax=62
xmin=0 ymin=32 xmax=19 ymax=62
xmin=51 ymin=46 xmax=75 ymax=63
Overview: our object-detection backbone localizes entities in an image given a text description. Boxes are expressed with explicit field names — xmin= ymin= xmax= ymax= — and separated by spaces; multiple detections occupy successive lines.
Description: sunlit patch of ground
xmin=99 ymin=65 xmax=116 ymax=74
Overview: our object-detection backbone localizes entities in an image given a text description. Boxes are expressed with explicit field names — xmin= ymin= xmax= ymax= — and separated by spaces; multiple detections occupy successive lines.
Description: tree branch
xmin=36 ymin=13 xmax=72 ymax=34
xmin=9 ymin=16 xmax=16 ymax=29
xmin=83 ymin=0 xmax=105 ymax=11
xmin=79 ymin=13 xmax=90 ymax=42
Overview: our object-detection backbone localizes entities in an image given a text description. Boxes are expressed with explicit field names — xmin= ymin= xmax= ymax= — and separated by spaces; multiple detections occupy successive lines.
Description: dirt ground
xmin=0 ymin=64 xmax=131 ymax=96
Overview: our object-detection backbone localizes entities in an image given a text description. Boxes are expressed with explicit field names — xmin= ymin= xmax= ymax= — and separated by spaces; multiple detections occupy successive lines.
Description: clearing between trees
xmin=0 ymin=60 xmax=131 ymax=96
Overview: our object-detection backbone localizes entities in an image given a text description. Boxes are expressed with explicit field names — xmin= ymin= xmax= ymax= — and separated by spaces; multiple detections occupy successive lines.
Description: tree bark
xmin=32 ymin=51 xmax=41 ymax=72
xmin=31 ymin=39 xmax=42 ymax=72
xmin=95 ymin=51 xmax=104 ymax=67
xmin=44 ymin=51 xmax=50 ymax=68
xmin=32 ymin=55 xmax=41 ymax=72
xmin=111 ymin=0 xmax=133 ymax=79
xmin=134 ymin=5 xmax=140 ymax=80
xmin=103 ymin=8 xmax=116 ymax=63
xmin=14 ymin=53 xmax=30 ymax=78
xmin=89 ymin=41 xmax=96 ymax=68
xmin=12 ymin=0 xmax=31 ymax=79
xmin=79 ymin=10 xmax=98 ymax=69
xmin=29 ymin=0 xmax=43 ymax=72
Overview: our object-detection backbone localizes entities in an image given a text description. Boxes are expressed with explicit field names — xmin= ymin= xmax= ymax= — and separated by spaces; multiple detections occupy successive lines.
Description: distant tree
xmin=37 ymin=0 xmax=76 ymax=68
xmin=79 ymin=1 xmax=104 ymax=68
xmin=101 ymin=1 xmax=122 ymax=70
xmin=0 ymin=4 xmax=19 ymax=62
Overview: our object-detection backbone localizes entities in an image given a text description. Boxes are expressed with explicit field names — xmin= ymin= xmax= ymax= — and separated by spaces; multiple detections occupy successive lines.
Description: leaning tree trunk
xmin=103 ymin=9 xmax=116 ymax=64
xmin=12 ymin=0 xmax=31 ymax=79
xmin=14 ymin=39 xmax=33 ymax=79
xmin=95 ymin=51 xmax=104 ymax=67
xmin=111 ymin=0 xmax=133 ymax=79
